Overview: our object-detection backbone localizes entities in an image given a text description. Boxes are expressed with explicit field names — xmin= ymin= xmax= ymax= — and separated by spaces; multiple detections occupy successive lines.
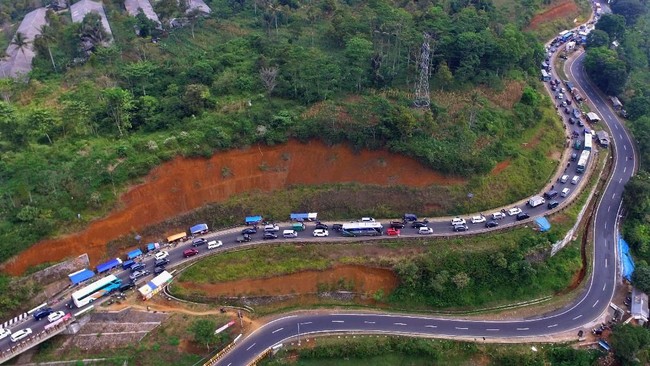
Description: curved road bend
xmin=214 ymin=56 xmax=637 ymax=366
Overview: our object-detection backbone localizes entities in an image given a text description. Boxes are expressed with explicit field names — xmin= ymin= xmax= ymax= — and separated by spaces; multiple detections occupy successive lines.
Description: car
xmin=548 ymin=200 xmax=560 ymax=209
xmin=236 ymin=234 xmax=252 ymax=243
xmin=516 ymin=212 xmax=530 ymax=221
xmin=130 ymin=263 xmax=146 ymax=272
xmin=183 ymin=248 xmax=199 ymax=258
xmin=283 ymin=230 xmax=298 ymax=238
xmin=154 ymin=266 xmax=166 ymax=275
xmin=470 ymin=215 xmax=486 ymax=224
xmin=361 ymin=217 xmax=375 ymax=222
xmin=263 ymin=232 xmax=278 ymax=240
xmin=561 ymin=101 xmax=568 ymax=107
xmin=154 ymin=251 xmax=169 ymax=260
xmin=418 ymin=227 xmax=434 ymax=235
xmin=571 ymin=176 xmax=580 ymax=185
xmin=47 ymin=311 xmax=66 ymax=323
xmin=129 ymin=270 xmax=150 ymax=281
xmin=0 ymin=328 xmax=10 ymax=340
xmin=313 ymin=229 xmax=329 ymax=237
xmin=566 ymin=98 xmax=572 ymax=105
xmin=331 ymin=224 xmax=343 ymax=232
xmin=507 ymin=207 xmax=522 ymax=216
xmin=118 ymin=282 xmax=135 ymax=292
xmin=154 ymin=258 xmax=169 ymax=267
xmin=207 ymin=240 xmax=223 ymax=249
xmin=453 ymin=224 xmax=469 ymax=232
xmin=485 ymin=221 xmax=499 ymax=228
xmin=241 ymin=228 xmax=257 ymax=235
xmin=560 ymin=174 xmax=569 ymax=183
xmin=390 ymin=221 xmax=405 ymax=229
xmin=192 ymin=238 xmax=208 ymax=247
xmin=33 ymin=307 xmax=54 ymax=321
xmin=564 ymin=107 xmax=571 ymax=114
xmin=264 ymin=224 xmax=280 ymax=232
xmin=570 ymin=152 xmax=578 ymax=161
xmin=492 ymin=212 xmax=506 ymax=220
xmin=560 ymin=87 xmax=566 ymax=93
xmin=10 ymin=328 xmax=32 ymax=343
xmin=578 ymin=120 xmax=584 ymax=127
xmin=411 ymin=221 xmax=428 ymax=228
xmin=561 ymin=188 xmax=570 ymax=197
xmin=451 ymin=217 xmax=466 ymax=226
xmin=314 ymin=222 xmax=329 ymax=230
xmin=560 ymin=54 xmax=568 ymax=60
xmin=572 ymin=108 xmax=581 ymax=118
xmin=569 ymin=117 xmax=577 ymax=124
xmin=551 ymin=85 xmax=558 ymax=92
xmin=387 ymin=228 xmax=400 ymax=236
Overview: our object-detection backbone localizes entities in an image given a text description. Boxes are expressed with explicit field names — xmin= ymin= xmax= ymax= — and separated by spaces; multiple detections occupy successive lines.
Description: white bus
xmin=341 ymin=222 xmax=383 ymax=237
xmin=576 ymin=150 xmax=591 ymax=174
xmin=71 ymin=275 xmax=122 ymax=308
xmin=584 ymin=132 xmax=593 ymax=151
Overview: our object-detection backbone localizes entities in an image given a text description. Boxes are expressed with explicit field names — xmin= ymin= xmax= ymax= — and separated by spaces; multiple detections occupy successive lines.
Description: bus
xmin=584 ymin=131 xmax=593 ymax=151
xmin=561 ymin=31 xmax=574 ymax=42
xmin=71 ymin=275 xmax=122 ymax=308
xmin=341 ymin=222 xmax=383 ymax=237
xmin=541 ymin=69 xmax=551 ymax=82
xmin=576 ymin=150 xmax=591 ymax=174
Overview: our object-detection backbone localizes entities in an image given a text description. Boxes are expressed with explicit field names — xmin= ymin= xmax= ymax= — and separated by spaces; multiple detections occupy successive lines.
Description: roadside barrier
xmin=202 ymin=333 xmax=242 ymax=366
xmin=247 ymin=348 xmax=272 ymax=366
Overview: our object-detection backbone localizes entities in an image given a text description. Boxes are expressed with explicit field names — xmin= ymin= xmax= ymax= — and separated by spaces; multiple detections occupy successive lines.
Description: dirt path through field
xmin=527 ymin=0 xmax=580 ymax=30
xmin=3 ymin=140 xmax=465 ymax=275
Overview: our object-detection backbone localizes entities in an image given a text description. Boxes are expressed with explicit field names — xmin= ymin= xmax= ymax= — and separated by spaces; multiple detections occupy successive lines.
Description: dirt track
xmin=2 ymin=140 xmax=464 ymax=275
xmin=527 ymin=0 xmax=580 ymax=30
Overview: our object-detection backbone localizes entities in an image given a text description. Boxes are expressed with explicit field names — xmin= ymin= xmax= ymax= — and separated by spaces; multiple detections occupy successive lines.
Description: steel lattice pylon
xmin=413 ymin=33 xmax=431 ymax=108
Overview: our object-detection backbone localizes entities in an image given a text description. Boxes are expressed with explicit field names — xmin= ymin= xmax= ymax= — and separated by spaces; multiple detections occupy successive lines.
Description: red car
xmin=183 ymin=248 xmax=199 ymax=258
xmin=387 ymin=228 xmax=400 ymax=236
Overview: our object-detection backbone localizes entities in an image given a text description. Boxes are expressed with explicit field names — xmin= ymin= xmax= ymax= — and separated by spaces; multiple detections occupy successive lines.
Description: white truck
xmin=528 ymin=196 xmax=546 ymax=208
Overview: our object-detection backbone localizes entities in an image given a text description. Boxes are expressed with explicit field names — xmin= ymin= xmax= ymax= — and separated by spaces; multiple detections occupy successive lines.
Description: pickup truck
xmin=236 ymin=234 xmax=252 ymax=243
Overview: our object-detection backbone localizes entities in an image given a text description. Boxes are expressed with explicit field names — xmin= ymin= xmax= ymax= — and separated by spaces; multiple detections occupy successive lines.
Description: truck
xmin=528 ymin=196 xmax=546 ymax=208
xmin=236 ymin=234 xmax=252 ymax=243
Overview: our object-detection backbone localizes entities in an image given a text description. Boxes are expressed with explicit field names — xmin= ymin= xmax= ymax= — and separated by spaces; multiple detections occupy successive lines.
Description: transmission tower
xmin=413 ymin=33 xmax=431 ymax=108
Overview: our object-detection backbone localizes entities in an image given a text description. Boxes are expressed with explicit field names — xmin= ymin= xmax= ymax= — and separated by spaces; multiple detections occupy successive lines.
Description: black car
xmin=130 ymin=262 xmax=146 ymax=272
xmin=411 ymin=221 xmax=428 ymax=228
xmin=564 ymin=107 xmax=571 ymax=114
xmin=331 ymin=224 xmax=343 ymax=232
xmin=547 ymin=200 xmax=560 ymax=209
xmin=578 ymin=120 xmax=584 ymax=127
xmin=390 ymin=221 xmax=405 ymax=229
xmin=33 ymin=307 xmax=54 ymax=321
xmin=263 ymin=232 xmax=278 ymax=240
xmin=118 ymin=282 xmax=135 ymax=293
xmin=314 ymin=222 xmax=329 ymax=230
xmin=453 ymin=224 xmax=469 ymax=232
xmin=192 ymin=238 xmax=208 ymax=247
xmin=485 ymin=221 xmax=499 ymax=228
xmin=154 ymin=258 xmax=169 ymax=267
xmin=154 ymin=266 xmax=166 ymax=275
xmin=516 ymin=212 xmax=530 ymax=221
xmin=241 ymin=228 xmax=257 ymax=235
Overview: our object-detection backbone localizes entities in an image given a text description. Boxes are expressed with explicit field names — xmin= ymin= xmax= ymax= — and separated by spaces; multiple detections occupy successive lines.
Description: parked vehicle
xmin=571 ymin=176 xmax=580 ymax=185
xmin=411 ymin=221 xmax=428 ymax=228
xmin=33 ymin=307 xmax=54 ymax=321
xmin=403 ymin=213 xmax=418 ymax=222
xmin=47 ymin=311 xmax=66 ymax=323
xmin=183 ymin=248 xmax=199 ymax=258
xmin=543 ymin=190 xmax=558 ymax=200
xmin=470 ymin=215 xmax=486 ymax=224
xmin=451 ymin=217 xmax=466 ymax=226
xmin=313 ymin=229 xmax=329 ymax=237
xmin=154 ymin=251 xmax=169 ymax=260
xmin=516 ymin=212 xmax=530 ymax=221
xmin=129 ymin=270 xmax=150 ymax=281
xmin=386 ymin=228 xmax=400 ymax=236
xmin=528 ymin=196 xmax=545 ymax=208
xmin=561 ymin=188 xmax=570 ymax=197
xmin=263 ymin=232 xmax=278 ymax=240
xmin=314 ymin=222 xmax=329 ymax=230
xmin=283 ymin=230 xmax=298 ymax=238
xmin=292 ymin=222 xmax=306 ymax=231
xmin=241 ymin=228 xmax=257 ymax=235
xmin=236 ymin=234 xmax=252 ymax=243
xmin=130 ymin=263 xmax=146 ymax=272
xmin=418 ymin=227 xmax=434 ymax=235
xmin=485 ymin=221 xmax=499 ymax=228
xmin=192 ymin=238 xmax=208 ymax=247
xmin=10 ymin=328 xmax=32 ymax=343
xmin=390 ymin=221 xmax=405 ymax=229
xmin=0 ymin=328 xmax=11 ymax=340
xmin=361 ymin=217 xmax=376 ymax=222
xmin=453 ymin=224 xmax=469 ymax=232
xmin=154 ymin=258 xmax=169 ymax=267
xmin=118 ymin=282 xmax=135 ymax=293
xmin=264 ymin=224 xmax=280 ymax=232
xmin=154 ymin=266 xmax=166 ymax=275
xmin=547 ymin=201 xmax=560 ymax=209
xmin=507 ymin=207 xmax=522 ymax=216
xmin=492 ymin=212 xmax=506 ymax=220
xmin=331 ymin=224 xmax=343 ymax=232
xmin=207 ymin=240 xmax=222 ymax=249
xmin=560 ymin=175 xmax=569 ymax=183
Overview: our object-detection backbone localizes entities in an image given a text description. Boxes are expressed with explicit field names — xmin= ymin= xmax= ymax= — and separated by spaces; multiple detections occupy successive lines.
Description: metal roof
xmin=68 ymin=268 xmax=95 ymax=285
xmin=0 ymin=8 xmax=48 ymax=79
xmin=124 ymin=0 xmax=160 ymax=24
xmin=187 ymin=0 xmax=212 ymax=14
xmin=70 ymin=0 xmax=113 ymax=41
xmin=631 ymin=287 xmax=649 ymax=321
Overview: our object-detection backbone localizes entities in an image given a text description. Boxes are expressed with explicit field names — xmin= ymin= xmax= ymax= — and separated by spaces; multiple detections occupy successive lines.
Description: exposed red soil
xmin=177 ymin=264 xmax=399 ymax=297
xmin=527 ymin=0 xmax=580 ymax=31
xmin=490 ymin=160 xmax=511 ymax=176
xmin=3 ymin=140 xmax=464 ymax=275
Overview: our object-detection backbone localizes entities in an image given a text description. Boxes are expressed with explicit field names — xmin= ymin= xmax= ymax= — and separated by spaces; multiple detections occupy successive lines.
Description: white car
xmin=507 ymin=207 xmax=522 ymax=216
xmin=313 ymin=229 xmax=329 ymax=237
xmin=264 ymin=224 xmax=280 ymax=232
xmin=154 ymin=251 xmax=169 ymax=260
xmin=10 ymin=328 xmax=32 ymax=343
xmin=451 ymin=217 xmax=466 ymax=226
xmin=47 ymin=311 xmax=66 ymax=323
xmin=470 ymin=215 xmax=486 ymax=224
xmin=0 ymin=328 xmax=10 ymax=340
xmin=207 ymin=240 xmax=223 ymax=249
xmin=361 ymin=217 xmax=375 ymax=222
xmin=418 ymin=227 xmax=434 ymax=235
xmin=492 ymin=212 xmax=506 ymax=220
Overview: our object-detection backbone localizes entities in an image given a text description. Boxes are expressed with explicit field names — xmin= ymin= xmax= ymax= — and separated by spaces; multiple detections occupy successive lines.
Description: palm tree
xmin=36 ymin=25 xmax=57 ymax=72
xmin=11 ymin=32 xmax=30 ymax=62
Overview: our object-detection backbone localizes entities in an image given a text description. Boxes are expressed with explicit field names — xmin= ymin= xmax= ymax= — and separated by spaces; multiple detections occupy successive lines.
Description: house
xmin=124 ymin=0 xmax=161 ymax=25
xmin=187 ymin=0 xmax=211 ymax=14
xmin=631 ymin=287 xmax=649 ymax=325
xmin=596 ymin=130 xmax=610 ymax=147
xmin=586 ymin=112 xmax=601 ymax=123
xmin=0 ymin=8 xmax=48 ymax=79
xmin=70 ymin=0 xmax=113 ymax=42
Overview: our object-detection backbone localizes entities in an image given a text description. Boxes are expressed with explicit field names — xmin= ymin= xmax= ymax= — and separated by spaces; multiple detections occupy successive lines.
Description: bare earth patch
xmin=526 ymin=0 xmax=580 ymax=30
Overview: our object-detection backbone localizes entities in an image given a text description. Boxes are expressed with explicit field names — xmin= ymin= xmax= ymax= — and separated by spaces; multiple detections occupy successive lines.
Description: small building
xmin=70 ymin=0 xmax=113 ymax=41
xmin=245 ymin=215 xmax=263 ymax=225
xmin=68 ymin=268 xmax=95 ymax=285
xmin=631 ymin=287 xmax=649 ymax=325
xmin=565 ymin=41 xmax=576 ymax=52
xmin=166 ymin=232 xmax=187 ymax=243
xmin=187 ymin=0 xmax=211 ymax=14
xmin=0 ymin=8 xmax=48 ymax=79
xmin=610 ymin=96 xmax=623 ymax=110
xmin=124 ymin=0 xmax=161 ymax=25
xmin=146 ymin=242 xmax=160 ymax=252
xmin=96 ymin=258 xmax=123 ymax=273
xmin=138 ymin=271 xmax=173 ymax=300
xmin=586 ymin=112 xmax=601 ymax=123
xmin=127 ymin=248 xmax=143 ymax=260
xmin=596 ymin=130 xmax=610 ymax=147
xmin=189 ymin=223 xmax=209 ymax=236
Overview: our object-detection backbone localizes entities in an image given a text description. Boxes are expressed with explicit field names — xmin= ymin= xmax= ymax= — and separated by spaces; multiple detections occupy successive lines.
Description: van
xmin=560 ymin=175 xmax=569 ymax=183
xmin=543 ymin=190 xmax=558 ymax=200
xmin=571 ymin=176 xmax=580 ymax=185
xmin=561 ymin=188 xmax=570 ymax=197
xmin=207 ymin=240 xmax=222 ymax=250
xmin=547 ymin=200 xmax=560 ymax=209
xmin=292 ymin=223 xmax=305 ymax=232
xmin=283 ymin=230 xmax=298 ymax=238
xmin=122 ymin=260 xmax=136 ymax=270
xmin=403 ymin=213 xmax=417 ymax=222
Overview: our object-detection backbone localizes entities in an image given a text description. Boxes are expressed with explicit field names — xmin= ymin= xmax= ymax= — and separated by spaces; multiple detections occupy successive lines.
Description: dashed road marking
xmin=486 ymin=328 xmax=500 ymax=331
xmin=332 ymin=320 xmax=345 ymax=323
xmin=364 ymin=321 xmax=376 ymax=324
xmin=593 ymin=300 xmax=599 ymax=308
xmin=612 ymin=193 xmax=616 ymax=199
xmin=603 ymin=283 xmax=607 ymax=291
xmin=246 ymin=343 xmax=256 ymax=351
xmin=425 ymin=325 xmax=437 ymax=328
xmin=272 ymin=328 xmax=283 ymax=334
xmin=394 ymin=322 xmax=407 ymax=326
xmin=455 ymin=327 xmax=468 ymax=330
xmin=547 ymin=324 xmax=557 ymax=328
xmin=624 ymin=144 xmax=627 ymax=150
xmin=605 ymin=258 xmax=608 ymax=268
xmin=517 ymin=327 xmax=529 ymax=331
xmin=573 ymin=315 xmax=582 ymax=320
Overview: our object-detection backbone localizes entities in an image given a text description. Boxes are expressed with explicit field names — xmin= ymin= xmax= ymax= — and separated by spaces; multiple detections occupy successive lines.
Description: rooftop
xmin=70 ymin=0 xmax=113 ymax=41
xmin=124 ymin=0 xmax=160 ymax=24
xmin=187 ymin=0 xmax=212 ymax=14
xmin=631 ymin=287 xmax=649 ymax=322
xmin=0 ymin=8 xmax=48 ymax=79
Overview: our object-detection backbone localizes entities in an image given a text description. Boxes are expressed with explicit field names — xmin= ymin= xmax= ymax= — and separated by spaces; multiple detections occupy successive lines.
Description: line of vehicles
xmin=0 ymin=307 xmax=68 ymax=344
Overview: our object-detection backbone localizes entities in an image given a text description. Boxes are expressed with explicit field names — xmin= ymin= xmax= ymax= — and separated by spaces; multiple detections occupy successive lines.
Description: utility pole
xmin=413 ymin=32 xmax=431 ymax=108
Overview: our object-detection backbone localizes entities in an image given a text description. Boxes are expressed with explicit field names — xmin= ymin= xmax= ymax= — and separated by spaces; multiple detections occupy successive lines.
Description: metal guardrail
xmin=0 ymin=316 xmax=73 ymax=365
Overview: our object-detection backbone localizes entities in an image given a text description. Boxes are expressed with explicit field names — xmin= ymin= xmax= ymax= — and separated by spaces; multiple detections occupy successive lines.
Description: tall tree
xmin=596 ymin=13 xmax=627 ymax=40
xmin=35 ymin=24 xmax=57 ymax=72
xmin=610 ymin=324 xmax=650 ymax=365
xmin=11 ymin=32 xmax=29 ymax=61
xmin=102 ymin=88 xmax=135 ymax=137
xmin=259 ymin=66 xmax=278 ymax=98
xmin=190 ymin=319 xmax=217 ymax=351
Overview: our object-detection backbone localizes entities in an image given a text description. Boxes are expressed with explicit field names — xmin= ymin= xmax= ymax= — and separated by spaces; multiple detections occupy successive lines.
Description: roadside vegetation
xmin=0 ymin=0 xmax=557 ymax=267
xmin=261 ymin=336 xmax=601 ymax=366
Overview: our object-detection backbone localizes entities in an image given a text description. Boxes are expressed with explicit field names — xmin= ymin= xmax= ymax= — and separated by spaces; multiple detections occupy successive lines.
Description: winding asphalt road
xmin=212 ymin=48 xmax=637 ymax=366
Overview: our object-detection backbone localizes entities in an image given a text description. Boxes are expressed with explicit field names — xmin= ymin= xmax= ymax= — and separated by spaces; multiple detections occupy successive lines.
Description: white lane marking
xmin=332 ymin=320 xmax=345 ymax=323
xmin=605 ymin=258 xmax=608 ymax=268
xmin=619 ymin=178 xmax=622 ymax=183
xmin=425 ymin=325 xmax=437 ymax=328
xmin=394 ymin=322 xmax=407 ymax=326
xmin=624 ymin=144 xmax=627 ymax=150
xmin=517 ymin=327 xmax=529 ymax=331
xmin=455 ymin=327 xmax=468 ymax=330
xmin=593 ymin=300 xmax=599 ymax=308
xmin=486 ymin=328 xmax=499 ymax=331
xmin=615 ymin=124 xmax=619 ymax=130
xmin=227 ymin=363 xmax=232 ymax=366
xmin=364 ymin=321 xmax=375 ymax=324
xmin=605 ymin=222 xmax=607 ymax=229
xmin=573 ymin=315 xmax=582 ymax=320
xmin=603 ymin=283 xmax=607 ymax=291
xmin=272 ymin=328 xmax=284 ymax=334
xmin=608 ymin=205 xmax=611 ymax=212
xmin=246 ymin=343 xmax=256 ymax=351
xmin=612 ymin=193 xmax=616 ymax=199
xmin=624 ymin=166 xmax=627 ymax=173
xmin=301 ymin=322 xmax=312 ymax=325
xmin=620 ymin=134 xmax=623 ymax=139
xmin=547 ymin=324 xmax=558 ymax=328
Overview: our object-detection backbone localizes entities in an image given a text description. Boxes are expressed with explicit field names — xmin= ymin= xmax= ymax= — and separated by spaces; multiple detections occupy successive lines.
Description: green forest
xmin=0 ymin=0 xmax=552 ymax=265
